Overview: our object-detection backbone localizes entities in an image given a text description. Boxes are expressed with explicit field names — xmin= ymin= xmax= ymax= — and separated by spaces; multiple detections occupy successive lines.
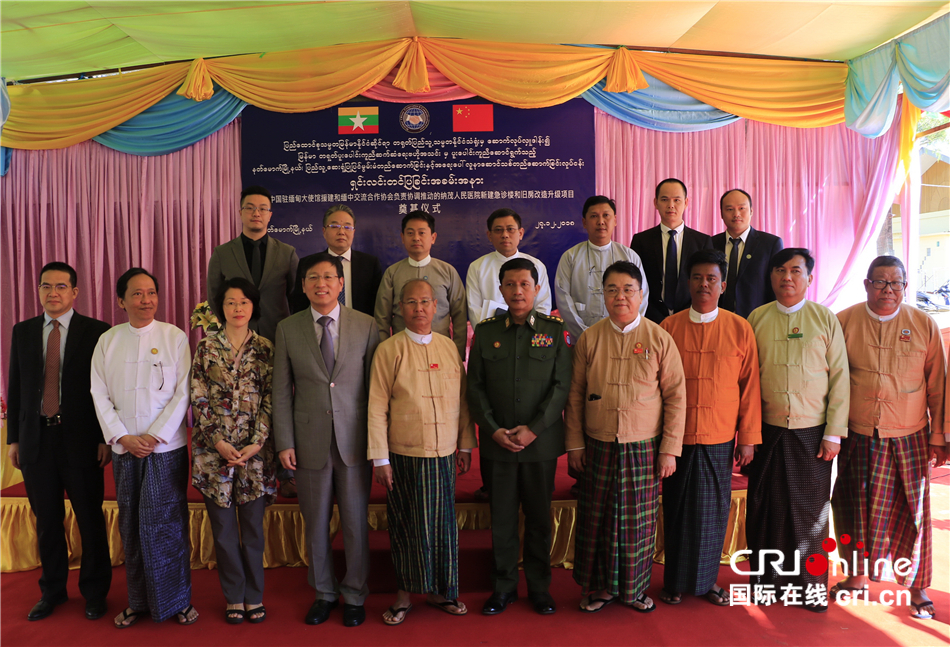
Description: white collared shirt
xmin=465 ymin=249 xmax=553 ymax=324
xmin=865 ymin=303 xmax=900 ymax=322
xmin=328 ymin=248 xmax=353 ymax=307
xmin=609 ymin=314 xmax=641 ymax=334
xmin=689 ymin=307 xmax=720 ymax=323
xmin=724 ymin=227 xmax=751 ymax=272
xmin=311 ymin=303 xmax=341 ymax=360
xmin=42 ymin=308 xmax=74 ymax=409
xmin=407 ymin=255 xmax=432 ymax=268
xmin=659 ymin=222 xmax=686 ymax=276
xmin=404 ymin=328 xmax=433 ymax=345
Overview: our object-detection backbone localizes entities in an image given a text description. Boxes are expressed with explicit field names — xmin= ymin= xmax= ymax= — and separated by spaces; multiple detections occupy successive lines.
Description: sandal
xmin=426 ymin=598 xmax=467 ymax=616
xmin=629 ymin=593 xmax=656 ymax=613
xmin=911 ymin=599 xmax=935 ymax=620
xmin=114 ymin=608 xmax=149 ymax=629
xmin=225 ymin=607 xmax=245 ymax=625
xmin=580 ymin=594 xmax=617 ymax=613
xmin=382 ymin=604 xmax=412 ymax=626
xmin=829 ymin=582 xmax=868 ymax=600
xmin=246 ymin=605 xmax=266 ymax=624
xmin=659 ymin=589 xmax=682 ymax=605
xmin=176 ymin=604 xmax=199 ymax=625
xmin=706 ymin=586 xmax=730 ymax=607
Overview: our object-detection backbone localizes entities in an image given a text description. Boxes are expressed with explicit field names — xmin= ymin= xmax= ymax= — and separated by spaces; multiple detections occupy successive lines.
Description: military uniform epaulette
xmin=536 ymin=312 xmax=563 ymax=323
xmin=476 ymin=315 xmax=501 ymax=327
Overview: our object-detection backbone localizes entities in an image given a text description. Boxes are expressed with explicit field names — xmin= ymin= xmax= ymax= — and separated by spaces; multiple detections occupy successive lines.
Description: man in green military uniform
xmin=468 ymin=257 xmax=572 ymax=616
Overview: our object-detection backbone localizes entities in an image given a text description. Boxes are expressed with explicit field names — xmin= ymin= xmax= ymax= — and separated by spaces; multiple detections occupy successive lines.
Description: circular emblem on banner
xmin=400 ymin=104 xmax=430 ymax=133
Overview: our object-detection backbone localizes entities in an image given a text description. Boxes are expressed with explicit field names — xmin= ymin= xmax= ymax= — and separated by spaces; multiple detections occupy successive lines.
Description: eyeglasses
xmin=39 ymin=283 xmax=72 ymax=293
xmin=403 ymin=299 xmax=434 ymax=307
xmin=604 ymin=287 xmax=641 ymax=298
xmin=867 ymin=280 xmax=906 ymax=292
xmin=491 ymin=227 xmax=520 ymax=235
xmin=325 ymin=224 xmax=355 ymax=231
xmin=306 ymin=274 xmax=341 ymax=282
xmin=241 ymin=206 xmax=272 ymax=214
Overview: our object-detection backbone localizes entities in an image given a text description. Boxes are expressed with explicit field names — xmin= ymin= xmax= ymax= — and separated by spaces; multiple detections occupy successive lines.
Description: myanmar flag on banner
xmin=453 ymin=104 xmax=493 ymax=132
xmin=338 ymin=107 xmax=379 ymax=134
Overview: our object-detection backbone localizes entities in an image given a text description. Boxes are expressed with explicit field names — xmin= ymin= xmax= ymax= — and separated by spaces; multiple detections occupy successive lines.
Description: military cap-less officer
xmin=467 ymin=258 xmax=572 ymax=617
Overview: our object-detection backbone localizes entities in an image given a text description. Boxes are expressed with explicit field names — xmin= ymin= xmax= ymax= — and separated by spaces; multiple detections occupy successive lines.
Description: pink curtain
xmin=362 ymin=62 xmax=476 ymax=103
xmin=0 ymin=121 xmax=241 ymax=398
xmin=598 ymin=104 xmax=903 ymax=308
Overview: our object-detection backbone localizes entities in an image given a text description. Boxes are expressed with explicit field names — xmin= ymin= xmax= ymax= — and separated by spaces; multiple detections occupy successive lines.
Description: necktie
xmin=724 ymin=237 xmax=741 ymax=312
xmin=250 ymin=239 xmax=263 ymax=286
xmin=337 ymin=277 xmax=345 ymax=306
xmin=318 ymin=315 xmax=334 ymax=375
xmin=43 ymin=320 xmax=60 ymax=417
xmin=664 ymin=229 xmax=678 ymax=309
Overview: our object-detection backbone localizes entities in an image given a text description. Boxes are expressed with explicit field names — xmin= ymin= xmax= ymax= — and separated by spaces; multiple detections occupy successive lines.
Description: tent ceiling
xmin=2 ymin=1 xmax=947 ymax=82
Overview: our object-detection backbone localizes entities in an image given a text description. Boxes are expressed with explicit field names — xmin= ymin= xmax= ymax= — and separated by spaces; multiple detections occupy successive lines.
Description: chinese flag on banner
xmin=453 ymin=104 xmax=493 ymax=132
xmin=338 ymin=107 xmax=379 ymax=134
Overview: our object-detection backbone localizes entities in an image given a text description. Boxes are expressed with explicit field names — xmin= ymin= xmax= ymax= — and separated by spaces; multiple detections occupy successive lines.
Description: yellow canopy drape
xmin=2 ymin=37 xmax=850 ymax=150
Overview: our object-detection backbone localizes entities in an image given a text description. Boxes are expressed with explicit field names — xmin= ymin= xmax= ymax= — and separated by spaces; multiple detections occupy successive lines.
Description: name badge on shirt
xmin=900 ymin=329 xmax=911 ymax=342
xmin=788 ymin=326 xmax=803 ymax=339
xmin=430 ymin=363 xmax=439 ymax=370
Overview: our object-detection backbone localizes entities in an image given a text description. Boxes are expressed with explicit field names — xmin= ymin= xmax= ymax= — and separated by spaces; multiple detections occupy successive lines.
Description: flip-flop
xmin=705 ymin=586 xmax=730 ymax=607
xmin=426 ymin=599 xmax=467 ymax=616
xmin=629 ymin=593 xmax=656 ymax=613
xmin=176 ymin=604 xmax=199 ymax=625
xmin=911 ymin=599 xmax=935 ymax=620
xmin=225 ymin=608 xmax=245 ymax=625
xmin=383 ymin=604 xmax=412 ymax=626
xmin=246 ymin=605 xmax=266 ymax=624
xmin=659 ymin=589 xmax=682 ymax=605
xmin=580 ymin=594 xmax=617 ymax=613
xmin=114 ymin=608 xmax=149 ymax=629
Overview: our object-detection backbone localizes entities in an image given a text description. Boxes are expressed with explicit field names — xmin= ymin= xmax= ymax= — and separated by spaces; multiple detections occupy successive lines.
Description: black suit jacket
xmin=631 ymin=225 xmax=713 ymax=323
xmin=291 ymin=248 xmax=383 ymax=317
xmin=712 ymin=228 xmax=784 ymax=318
xmin=6 ymin=312 xmax=111 ymax=465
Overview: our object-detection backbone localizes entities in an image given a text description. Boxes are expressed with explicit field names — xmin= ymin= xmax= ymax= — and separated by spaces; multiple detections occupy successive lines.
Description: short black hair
xmin=655 ymin=178 xmax=688 ymax=199
xmin=602 ymin=261 xmax=642 ymax=288
xmin=39 ymin=261 xmax=77 ymax=288
xmin=719 ymin=188 xmax=753 ymax=211
xmin=116 ymin=267 xmax=159 ymax=299
xmin=323 ymin=204 xmax=355 ymax=226
xmin=582 ymin=195 xmax=616 ymax=218
xmin=241 ymin=185 xmax=272 ymax=204
xmin=499 ymin=257 xmax=538 ymax=286
xmin=866 ymin=255 xmax=906 ymax=280
xmin=402 ymin=210 xmax=436 ymax=233
xmin=688 ymin=250 xmax=727 ymax=278
xmin=770 ymin=248 xmax=815 ymax=275
xmin=487 ymin=208 xmax=522 ymax=230
xmin=299 ymin=252 xmax=344 ymax=280
xmin=214 ymin=277 xmax=261 ymax=322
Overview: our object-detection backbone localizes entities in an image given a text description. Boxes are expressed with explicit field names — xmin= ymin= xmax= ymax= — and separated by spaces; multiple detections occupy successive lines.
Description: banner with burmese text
xmin=240 ymin=99 xmax=595 ymax=288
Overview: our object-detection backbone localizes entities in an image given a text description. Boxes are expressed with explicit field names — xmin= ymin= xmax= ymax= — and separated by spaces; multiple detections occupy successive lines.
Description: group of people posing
xmin=7 ymin=178 xmax=947 ymax=632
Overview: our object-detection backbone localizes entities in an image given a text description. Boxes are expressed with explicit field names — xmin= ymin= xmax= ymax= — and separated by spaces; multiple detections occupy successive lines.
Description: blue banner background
xmin=240 ymin=99 xmax=595 ymax=296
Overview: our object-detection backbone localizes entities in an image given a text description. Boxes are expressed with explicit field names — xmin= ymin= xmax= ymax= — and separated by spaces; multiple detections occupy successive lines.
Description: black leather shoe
xmin=305 ymin=599 xmax=339 ymax=625
xmin=28 ymin=597 xmax=66 ymax=621
xmin=85 ymin=599 xmax=107 ymax=620
xmin=342 ymin=604 xmax=365 ymax=627
xmin=528 ymin=591 xmax=556 ymax=615
xmin=482 ymin=591 xmax=517 ymax=615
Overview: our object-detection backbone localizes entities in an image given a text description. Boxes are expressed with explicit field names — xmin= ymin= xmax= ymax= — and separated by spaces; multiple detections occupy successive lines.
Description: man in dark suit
xmin=711 ymin=189 xmax=784 ymax=318
xmin=631 ymin=178 xmax=713 ymax=324
xmin=290 ymin=204 xmax=383 ymax=317
xmin=208 ymin=185 xmax=300 ymax=496
xmin=6 ymin=262 xmax=112 ymax=621
xmin=207 ymin=185 xmax=299 ymax=342
xmin=273 ymin=253 xmax=380 ymax=628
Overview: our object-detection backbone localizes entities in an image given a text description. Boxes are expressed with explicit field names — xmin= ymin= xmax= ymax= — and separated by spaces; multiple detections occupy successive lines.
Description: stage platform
xmin=0 ymin=448 xmax=750 ymax=573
